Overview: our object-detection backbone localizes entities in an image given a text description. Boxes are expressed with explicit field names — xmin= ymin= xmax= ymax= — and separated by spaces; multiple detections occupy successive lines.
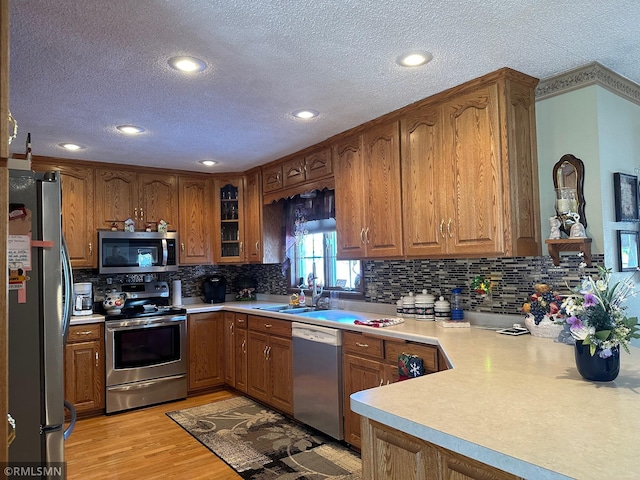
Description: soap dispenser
xmin=298 ymin=286 xmax=306 ymax=306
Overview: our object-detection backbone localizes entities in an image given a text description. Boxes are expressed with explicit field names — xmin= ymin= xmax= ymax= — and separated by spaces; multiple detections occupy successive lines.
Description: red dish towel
xmin=353 ymin=318 xmax=404 ymax=328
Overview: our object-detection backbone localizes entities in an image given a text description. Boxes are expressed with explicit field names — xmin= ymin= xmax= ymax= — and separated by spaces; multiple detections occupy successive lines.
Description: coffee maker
xmin=72 ymin=282 xmax=94 ymax=316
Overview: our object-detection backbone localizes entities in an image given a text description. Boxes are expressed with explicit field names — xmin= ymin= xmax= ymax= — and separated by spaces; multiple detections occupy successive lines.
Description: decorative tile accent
xmin=73 ymin=254 xmax=604 ymax=316
xmin=536 ymin=61 xmax=640 ymax=106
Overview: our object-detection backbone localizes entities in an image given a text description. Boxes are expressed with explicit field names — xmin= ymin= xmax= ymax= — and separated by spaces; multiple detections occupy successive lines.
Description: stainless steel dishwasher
xmin=292 ymin=322 xmax=343 ymax=440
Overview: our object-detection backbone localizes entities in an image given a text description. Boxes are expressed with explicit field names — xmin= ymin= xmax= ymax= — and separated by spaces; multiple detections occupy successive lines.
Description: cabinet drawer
xmin=343 ymin=331 xmax=384 ymax=359
xmin=67 ymin=323 xmax=102 ymax=343
xmin=248 ymin=315 xmax=291 ymax=337
xmin=385 ymin=341 xmax=439 ymax=373
xmin=262 ymin=165 xmax=283 ymax=193
xmin=235 ymin=314 xmax=248 ymax=329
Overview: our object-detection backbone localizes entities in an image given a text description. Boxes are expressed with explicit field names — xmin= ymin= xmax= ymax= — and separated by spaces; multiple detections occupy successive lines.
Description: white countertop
xmin=69 ymin=299 xmax=640 ymax=478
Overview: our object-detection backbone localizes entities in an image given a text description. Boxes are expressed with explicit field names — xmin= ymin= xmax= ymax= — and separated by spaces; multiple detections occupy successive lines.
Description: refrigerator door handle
xmin=61 ymin=236 xmax=74 ymax=343
xmin=7 ymin=413 xmax=16 ymax=445
xmin=63 ymin=400 xmax=76 ymax=440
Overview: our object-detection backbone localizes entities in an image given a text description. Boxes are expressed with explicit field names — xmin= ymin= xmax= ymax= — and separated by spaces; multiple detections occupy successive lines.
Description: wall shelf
xmin=545 ymin=238 xmax=592 ymax=266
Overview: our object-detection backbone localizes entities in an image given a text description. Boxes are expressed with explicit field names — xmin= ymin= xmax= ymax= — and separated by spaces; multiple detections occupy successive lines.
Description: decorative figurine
xmin=157 ymin=219 xmax=168 ymax=233
xmin=110 ymin=222 xmax=118 ymax=231
xmin=549 ymin=216 xmax=562 ymax=239
xmin=569 ymin=213 xmax=586 ymax=238
xmin=124 ymin=218 xmax=135 ymax=232
xmin=145 ymin=223 xmax=152 ymax=232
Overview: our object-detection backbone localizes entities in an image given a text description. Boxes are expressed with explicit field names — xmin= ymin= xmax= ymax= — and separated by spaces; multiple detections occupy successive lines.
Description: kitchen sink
xmin=295 ymin=310 xmax=364 ymax=323
xmin=252 ymin=305 xmax=314 ymax=314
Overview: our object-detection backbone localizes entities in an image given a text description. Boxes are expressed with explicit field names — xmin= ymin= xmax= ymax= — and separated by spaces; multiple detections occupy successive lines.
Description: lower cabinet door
xmin=343 ymin=353 xmax=385 ymax=448
xmin=235 ymin=329 xmax=248 ymax=393
xmin=188 ymin=313 xmax=224 ymax=392
xmin=246 ymin=330 xmax=270 ymax=403
xmin=64 ymin=340 xmax=104 ymax=412
xmin=268 ymin=335 xmax=293 ymax=415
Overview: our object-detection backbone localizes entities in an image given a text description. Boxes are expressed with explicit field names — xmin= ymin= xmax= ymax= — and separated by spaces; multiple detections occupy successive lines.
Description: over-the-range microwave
xmin=98 ymin=230 xmax=178 ymax=274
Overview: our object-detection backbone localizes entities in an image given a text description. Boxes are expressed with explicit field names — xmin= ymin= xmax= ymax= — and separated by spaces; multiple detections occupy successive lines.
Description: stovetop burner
xmin=104 ymin=305 xmax=187 ymax=321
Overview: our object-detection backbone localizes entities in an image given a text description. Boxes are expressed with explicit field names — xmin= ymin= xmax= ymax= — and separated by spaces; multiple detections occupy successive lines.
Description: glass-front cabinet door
xmin=214 ymin=177 xmax=245 ymax=263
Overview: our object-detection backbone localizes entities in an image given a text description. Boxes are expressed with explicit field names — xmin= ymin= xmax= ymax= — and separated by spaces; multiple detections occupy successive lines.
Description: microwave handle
xmin=162 ymin=238 xmax=168 ymax=266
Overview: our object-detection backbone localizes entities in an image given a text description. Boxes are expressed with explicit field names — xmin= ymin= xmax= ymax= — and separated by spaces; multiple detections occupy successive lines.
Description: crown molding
xmin=535 ymin=62 xmax=640 ymax=106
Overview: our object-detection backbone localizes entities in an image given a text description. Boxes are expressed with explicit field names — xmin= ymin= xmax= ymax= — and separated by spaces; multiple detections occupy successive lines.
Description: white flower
xmin=595 ymin=279 xmax=608 ymax=292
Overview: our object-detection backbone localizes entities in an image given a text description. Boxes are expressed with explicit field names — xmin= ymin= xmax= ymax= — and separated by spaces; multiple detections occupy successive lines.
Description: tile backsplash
xmin=73 ymin=253 xmax=604 ymax=315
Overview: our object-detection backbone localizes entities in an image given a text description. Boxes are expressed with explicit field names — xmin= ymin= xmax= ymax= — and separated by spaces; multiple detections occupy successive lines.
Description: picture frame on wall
xmin=613 ymin=172 xmax=640 ymax=222
xmin=617 ymin=230 xmax=639 ymax=271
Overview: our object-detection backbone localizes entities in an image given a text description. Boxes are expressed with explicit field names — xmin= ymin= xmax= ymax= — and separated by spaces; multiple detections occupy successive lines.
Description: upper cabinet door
xmin=443 ymin=84 xmax=504 ymax=255
xmin=401 ymin=106 xmax=447 ymax=257
xmin=362 ymin=120 xmax=404 ymax=258
xmin=244 ymin=171 xmax=263 ymax=263
xmin=94 ymin=169 xmax=137 ymax=231
xmin=304 ymin=147 xmax=332 ymax=181
xmin=262 ymin=164 xmax=283 ymax=193
xmin=213 ymin=177 xmax=245 ymax=263
xmin=32 ymin=161 xmax=96 ymax=268
xmin=334 ymin=134 xmax=366 ymax=259
xmin=282 ymin=156 xmax=306 ymax=187
xmin=178 ymin=176 xmax=212 ymax=265
xmin=138 ymin=173 xmax=178 ymax=231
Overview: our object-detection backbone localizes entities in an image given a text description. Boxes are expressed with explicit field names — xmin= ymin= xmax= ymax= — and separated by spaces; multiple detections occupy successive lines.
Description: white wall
xmin=536 ymin=83 xmax=640 ymax=343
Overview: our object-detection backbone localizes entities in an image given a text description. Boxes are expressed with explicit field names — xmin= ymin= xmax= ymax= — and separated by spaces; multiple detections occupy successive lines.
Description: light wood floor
xmin=65 ymin=390 xmax=243 ymax=480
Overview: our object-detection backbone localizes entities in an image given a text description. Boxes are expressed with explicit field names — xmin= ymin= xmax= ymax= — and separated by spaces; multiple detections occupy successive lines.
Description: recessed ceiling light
xmin=292 ymin=110 xmax=319 ymax=119
xmin=397 ymin=52 xmax=433 ymax=67
xmin=116 ymin=125 xmax=145 ymax=134
xmin=168 ymin=56 xmax=207 ymax=73
xmin=58 ymin=143 xmax=84 ymax=151
xmin=199 ymin=160 xmax=218 ymax=167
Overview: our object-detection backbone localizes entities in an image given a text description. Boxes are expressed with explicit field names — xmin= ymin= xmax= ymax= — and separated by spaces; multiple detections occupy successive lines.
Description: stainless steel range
xmin=103 ymin=282 xmax=187 ymax=414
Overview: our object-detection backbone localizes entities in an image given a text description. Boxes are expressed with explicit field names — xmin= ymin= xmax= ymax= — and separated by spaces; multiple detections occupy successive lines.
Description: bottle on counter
xmin=415 ymin=290 xmax=436 ymax=321
xmin=403 ymin=292 xmax=415 ymax=318
xmin=451 ymin=287 xmax=464 ymax=321
xmin=298 ymin=287 xmax=306 ymax=306
xmin=396 ymin=296 xmax=404 ymax=317
xmin=434 ymin=296 xmax=451 ymax=322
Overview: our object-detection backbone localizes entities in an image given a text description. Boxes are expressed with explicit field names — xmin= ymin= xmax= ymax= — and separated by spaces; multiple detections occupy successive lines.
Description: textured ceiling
xmin=8 ymin=0 xmax=640 ymax=173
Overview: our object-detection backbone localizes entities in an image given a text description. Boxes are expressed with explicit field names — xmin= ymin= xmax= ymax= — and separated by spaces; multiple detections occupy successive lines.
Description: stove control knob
xmin=161 ymin=285 xmax=168 ymax=291
xmin=154 ymin=285 xmax=160 ymax=290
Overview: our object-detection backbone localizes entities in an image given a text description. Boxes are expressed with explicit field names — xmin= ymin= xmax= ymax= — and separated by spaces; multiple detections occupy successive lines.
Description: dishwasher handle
xmin=291 ymin=322 xmax=342 ymax=346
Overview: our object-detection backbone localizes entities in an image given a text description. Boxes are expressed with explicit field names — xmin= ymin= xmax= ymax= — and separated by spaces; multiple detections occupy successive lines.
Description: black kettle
xmin=202 ymin=275 xmax=227 ymax=303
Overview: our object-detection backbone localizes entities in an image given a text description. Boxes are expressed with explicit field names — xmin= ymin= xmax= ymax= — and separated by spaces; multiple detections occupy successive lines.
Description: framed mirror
xmin=552 ymin=154 xmax=586 ymax=236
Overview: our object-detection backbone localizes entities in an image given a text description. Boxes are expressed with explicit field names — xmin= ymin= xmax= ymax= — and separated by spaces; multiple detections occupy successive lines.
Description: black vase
xmin=574 ymin=342 xmax=620 ymax=381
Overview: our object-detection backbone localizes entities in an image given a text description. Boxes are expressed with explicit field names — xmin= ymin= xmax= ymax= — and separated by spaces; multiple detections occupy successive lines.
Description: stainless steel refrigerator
xmin=8 ymin=169 xmax=75 ymax=474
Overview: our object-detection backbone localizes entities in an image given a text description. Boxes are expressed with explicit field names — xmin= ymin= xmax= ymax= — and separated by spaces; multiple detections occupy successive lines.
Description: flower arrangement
xmin=522 ymin=283 xmax=563 ymax=325
xmin=558 ymin=266 xmax=639 ymax=357
xmin=471 ymin=275 xmax=492 ymax=296
xmin=235 ymin=288 xmax=256 ymax=301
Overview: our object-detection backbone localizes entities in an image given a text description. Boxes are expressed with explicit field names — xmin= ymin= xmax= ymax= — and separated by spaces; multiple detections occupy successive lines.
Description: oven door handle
xmin=107 ymin=374 xmax=186 ymax=392
xmin=107 ymin=318 xmax=184 ymax=332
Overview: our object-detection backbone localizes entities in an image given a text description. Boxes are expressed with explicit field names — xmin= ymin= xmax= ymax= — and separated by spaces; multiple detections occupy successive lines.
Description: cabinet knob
xmin=230 ymin=323 xmax=234 ymax=333
xmin=379 ymin=379 xmax=384 ymax=387
xmin=255 ymin=241 xmax=260 ymax=252
xmin=365 ymin=227 xmax=370 ymax=244
xmin=447 ymin=218 xmax=452 ymax=238
xmin=263 ymin=345 xmax=268 ymax=358
xmin=239 ymin=242 xmax=243 ymax=253
xmin=241 ymin=339 xmax=246 ymax=353
xmin=360 ymin=228 xmax=365 ymax=245
xmin=355 ymin=342 xmax=369 ymax=348
xmin=266 ymin=346 xmax=272 ymax=359
xmin=95 ymin=351 xmax=99 ymax=367
xmin=134 ymin=207 xmax=138 ymax=220
xmin=439 ymin=219 xmax=445 ymax=239
xmin=89 ymin=242 xmax=93 ymax=256
xmin=181 ymin=242 xmax=185 ymax=253
xmin=264 ymin=324 xmax=272 ymax=329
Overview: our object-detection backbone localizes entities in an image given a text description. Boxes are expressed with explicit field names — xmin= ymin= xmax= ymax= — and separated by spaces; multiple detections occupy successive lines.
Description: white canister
xmin=403 ymin=292 xmax=415 ymax=318
xmin=415 ymin=290 xmax=436 ymax=321
xmin=396 ymin=297 xmax=404 ymax=317
xmin=434 ymin=296 xmax=451 ymax=322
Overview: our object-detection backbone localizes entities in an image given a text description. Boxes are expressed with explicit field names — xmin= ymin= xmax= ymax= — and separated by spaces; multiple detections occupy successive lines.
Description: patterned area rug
xmin=166 ymin=396 xmax=361 ymax=479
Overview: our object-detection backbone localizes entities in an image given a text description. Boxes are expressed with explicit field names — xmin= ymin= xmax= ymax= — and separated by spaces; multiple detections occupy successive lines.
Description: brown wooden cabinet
xmin=95 ymin=168 xmax=178 ymax=232
xmin=246 ymin=315 xmax=293 ymax=414
xmin=282 ymin=147 xmax=332 ymax=187
xmin=32 ymin=160 xmax=96 ymax=268
xmin=342 ymin=331 xmax=440 ymax=449
xmin=262 ymin=164 xmax=283 ymax=194
xmin=178 ymin=176 xmax=212 ymax=265
xmin=64 ymin=324 xmax=104 ymax=415
xmin=187 ymin=312 xmax=224 ymax=393
xmin=334 ymin=121 xmax=403 ymax=259
xmin=244 ymin=170 xmax=263 ymax=263
xmin=213 ymin=177 xmax=246 ymax=263
xmin=223 ymin=312 xmax=248 ymax=391
xmin=361 ymin=418 xmax=523 ymax=480
xmin=401 ymin=69 xmax=540 ymax=258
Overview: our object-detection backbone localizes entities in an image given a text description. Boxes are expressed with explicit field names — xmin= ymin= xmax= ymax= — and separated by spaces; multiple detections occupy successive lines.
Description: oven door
xmin=105 ymin=315 xmax=187 ymax=387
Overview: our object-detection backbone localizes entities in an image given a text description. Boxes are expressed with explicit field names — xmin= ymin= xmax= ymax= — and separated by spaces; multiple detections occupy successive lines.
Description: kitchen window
xmin=285 ymin=190 xmax=362 ymax=293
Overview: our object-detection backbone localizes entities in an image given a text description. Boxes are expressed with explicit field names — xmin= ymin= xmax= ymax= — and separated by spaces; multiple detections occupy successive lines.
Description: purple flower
xmin=567 ymin=316 xmax=583 ymax=330
xmin=598 ymin=348 xmax=613 ymax=359
xmin=584 ymin=293 xmax=598 ymax=307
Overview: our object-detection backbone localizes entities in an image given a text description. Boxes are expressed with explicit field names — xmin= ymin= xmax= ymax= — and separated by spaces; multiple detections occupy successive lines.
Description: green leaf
xmin=590 ymin=343 xmax=596 ymax=356
xmin=594 ymin=330 xmax=611 ymax=341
